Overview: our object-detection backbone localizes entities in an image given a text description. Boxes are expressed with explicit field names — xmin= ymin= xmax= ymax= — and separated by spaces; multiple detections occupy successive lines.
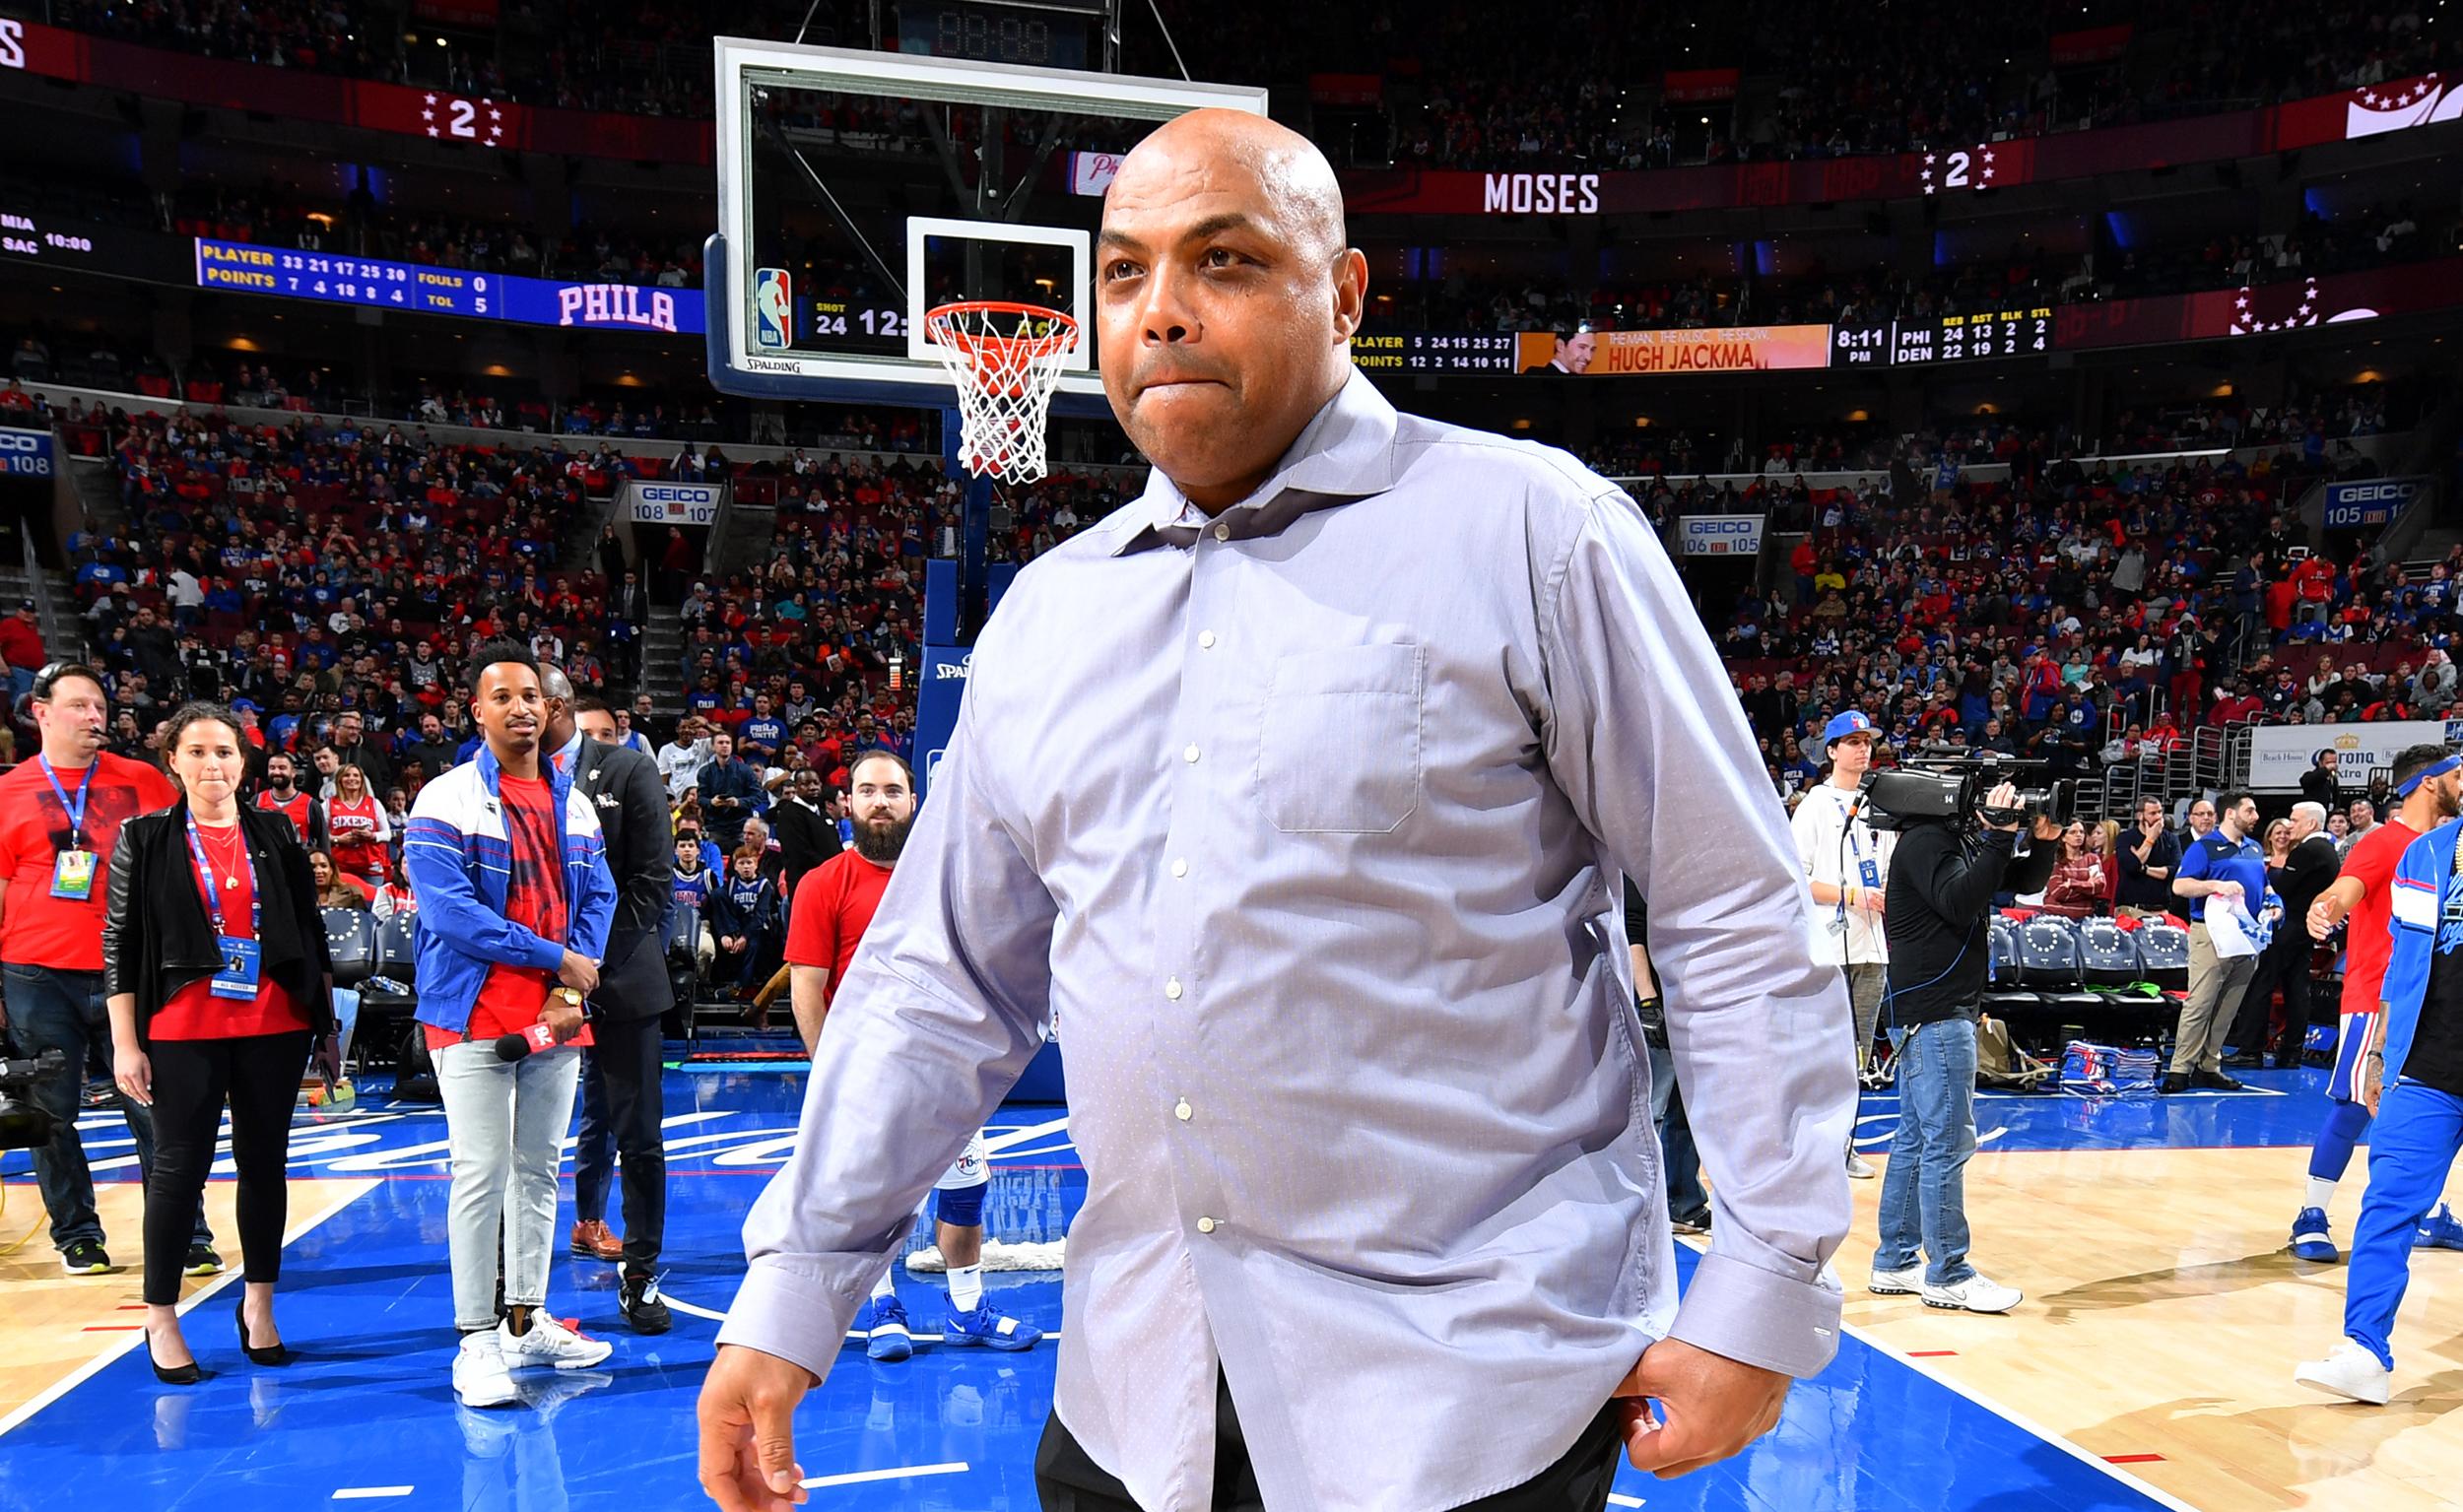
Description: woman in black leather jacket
xmin=103 ymin=701 xmax=332 ymax=1383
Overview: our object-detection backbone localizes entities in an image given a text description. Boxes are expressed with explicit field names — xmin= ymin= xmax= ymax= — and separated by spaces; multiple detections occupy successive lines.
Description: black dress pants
xmin=1034 ymin=1371 xmax=1625 ymax=1512
xmin=570 ymin=1014 xmax=665 ymax=1279
xmin=2229 ymin=929 xmax=2314 ymax=1061
xmin=143 ymin=1030 xmax=312 ymax=1305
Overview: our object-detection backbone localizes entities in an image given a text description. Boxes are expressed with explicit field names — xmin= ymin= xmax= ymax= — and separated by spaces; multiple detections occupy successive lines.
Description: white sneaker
xmin=1869 ymin=1263 xmax=1925 ymax=1296
xmin=2295 ymin=1340 xmax=2393 ymax=1405
xmin=453 ymin=1329 xmax=519 ymax=1409
xmin=1920 ymin=1273 xmax=2023 ymax=1313
xmin=1846 ymin=1152 xmax=1878 ymax=1180
xmin=499 ymin=1311 xmax=613 ymax=1371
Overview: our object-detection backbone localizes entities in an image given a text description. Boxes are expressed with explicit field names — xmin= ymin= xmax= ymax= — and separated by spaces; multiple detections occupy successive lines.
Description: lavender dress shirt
xmin=718 ymin=369 xmax=1855 ymax=1512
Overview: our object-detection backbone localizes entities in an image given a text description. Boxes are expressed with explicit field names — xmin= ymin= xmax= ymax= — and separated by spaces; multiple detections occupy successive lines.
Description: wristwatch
xmin=552 ymin=986 xmax=584 ymax=1008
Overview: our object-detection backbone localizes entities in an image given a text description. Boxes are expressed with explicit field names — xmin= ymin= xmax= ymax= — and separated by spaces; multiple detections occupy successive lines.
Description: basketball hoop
xmin=924 ymin=300 xmax=1078 ymax=485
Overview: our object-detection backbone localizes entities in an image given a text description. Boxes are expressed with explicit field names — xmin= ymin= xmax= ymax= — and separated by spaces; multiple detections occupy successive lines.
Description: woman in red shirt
xmin=2041 ymin=821 xmax=2114 ymax=918
xmin=104 ymin=701 xmax=332 ymax=1383
xmin=326 ymin=762 xmax=391 ymax=887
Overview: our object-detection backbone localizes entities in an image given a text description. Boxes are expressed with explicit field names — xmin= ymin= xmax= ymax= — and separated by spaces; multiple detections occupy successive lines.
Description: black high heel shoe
xmin=145 ymin=1330 xmax=204 ymax=1386
xmin=235 ymin=1298 xmax=294 ymax=1367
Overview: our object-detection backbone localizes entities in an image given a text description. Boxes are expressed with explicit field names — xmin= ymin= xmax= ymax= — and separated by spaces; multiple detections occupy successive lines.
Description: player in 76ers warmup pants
xmin=2291 ymin=745 xmax=2463 ymax=1263
xmin=783 ymin=750 xmax=1040 ymax=1360
xmin=2298 ymin=771 xmax=2463 ymax=1405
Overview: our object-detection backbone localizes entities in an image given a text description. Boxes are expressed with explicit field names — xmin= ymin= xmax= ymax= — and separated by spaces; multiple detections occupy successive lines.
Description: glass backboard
xmin=710 ymin=37 xmax=1267 ymax=407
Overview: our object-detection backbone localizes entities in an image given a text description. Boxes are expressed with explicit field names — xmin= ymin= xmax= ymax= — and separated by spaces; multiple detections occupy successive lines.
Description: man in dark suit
xmin=539 ymin=669 xmax=676 ymax=1334
xmin=607 ymin=571 xmax=649 ymax=688
xmin=769 ymin=767 xmax=836 ymax=902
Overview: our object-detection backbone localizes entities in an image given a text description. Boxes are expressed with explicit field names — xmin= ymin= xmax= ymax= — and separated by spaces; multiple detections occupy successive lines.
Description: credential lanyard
xmin=185 ymin=812 xmax=260 ymax=940
xmin=38 ymin=756 xmax=96 ymax=849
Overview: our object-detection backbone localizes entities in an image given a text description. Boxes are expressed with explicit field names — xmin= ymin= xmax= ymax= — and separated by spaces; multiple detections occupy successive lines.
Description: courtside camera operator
xmin=1861 ymin=760 xmax=2063 ymax=1317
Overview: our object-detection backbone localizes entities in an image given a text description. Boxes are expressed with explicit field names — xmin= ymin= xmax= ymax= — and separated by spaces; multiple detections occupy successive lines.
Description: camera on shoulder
xmin=1857 ymin=750 xmax=2076 ymax=833
xmin=0 ymin=1046 xmax=72 ymax=1150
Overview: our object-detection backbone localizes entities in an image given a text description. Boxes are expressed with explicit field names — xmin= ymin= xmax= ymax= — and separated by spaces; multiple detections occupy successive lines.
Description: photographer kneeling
xmin=1870 ymin=779 xmax=2061 ymax=1315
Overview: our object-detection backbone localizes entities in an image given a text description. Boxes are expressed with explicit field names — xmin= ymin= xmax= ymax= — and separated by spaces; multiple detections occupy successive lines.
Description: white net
xmin=924 ymin=301 xmax=1078 ymax=485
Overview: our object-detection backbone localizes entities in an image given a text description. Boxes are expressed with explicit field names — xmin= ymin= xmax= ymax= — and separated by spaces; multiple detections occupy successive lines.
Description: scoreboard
xmin=1829 ymin=307 xmax=2051 ymax=368
xmin=1350 ymin=331 xmax=1521 ymax=372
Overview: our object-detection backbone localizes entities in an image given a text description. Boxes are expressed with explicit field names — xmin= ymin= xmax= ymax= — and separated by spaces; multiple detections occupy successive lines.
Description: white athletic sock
xmin=2306 ymin=1176 xmax=2339 ymax=1215
xmin=869 ymin=1268 xmax=899 ymax=1302
xmin=949 ymin=1263 xmax=984 ymax=1313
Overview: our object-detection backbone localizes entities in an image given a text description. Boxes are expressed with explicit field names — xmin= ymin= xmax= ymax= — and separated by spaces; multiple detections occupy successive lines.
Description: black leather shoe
xmin=2160 ymin=1072 xmax=2192 ymax=1093
xmin=235 ymin=1297 xmax=294 ymax=1366
xmin=2192 ymin=1070 xmax=2244 ymax=1091
xmin=2221 ymin=1052 xmax=2263 ymax=1069
xmin=146 ymin=1333 xmax=205 ymax=1385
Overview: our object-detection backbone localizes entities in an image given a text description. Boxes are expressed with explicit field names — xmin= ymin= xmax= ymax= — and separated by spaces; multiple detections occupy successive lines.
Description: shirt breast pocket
xmin=1259 ymin=644 xmax=1424 ymax=834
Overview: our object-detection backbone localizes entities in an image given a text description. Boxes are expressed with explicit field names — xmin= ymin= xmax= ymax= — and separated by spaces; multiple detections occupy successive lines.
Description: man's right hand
xmin=1981 ymin=781 xmax=2023 ymax=831
xmin=559 ymin=951 xmax=600 ymax=994
xmin=2307 ymin=899 xmax=2338 ymax=942
xmin=698 ymin=1344 xmax=816 ymax=1512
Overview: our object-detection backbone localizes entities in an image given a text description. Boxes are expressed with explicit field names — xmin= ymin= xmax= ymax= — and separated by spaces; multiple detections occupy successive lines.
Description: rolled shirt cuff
xmin=1665 ymin=1248 xmax=1844 ymax=1379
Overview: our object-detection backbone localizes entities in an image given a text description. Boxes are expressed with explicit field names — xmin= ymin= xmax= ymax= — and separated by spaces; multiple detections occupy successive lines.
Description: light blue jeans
xmin=436 ymin=1038 xmax=581 ymax=1332
xmin=1872 ymin=1015 xmax=1979 ymax=1287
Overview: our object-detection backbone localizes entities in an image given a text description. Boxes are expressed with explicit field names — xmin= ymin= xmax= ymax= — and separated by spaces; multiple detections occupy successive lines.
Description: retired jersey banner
xmin=1516 ymin=325 xmax=1831 ymax=375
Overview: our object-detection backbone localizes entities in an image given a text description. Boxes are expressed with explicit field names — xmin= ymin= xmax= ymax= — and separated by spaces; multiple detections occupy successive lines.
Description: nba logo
xmin=754 ymin=267 xmax=792 ymax=349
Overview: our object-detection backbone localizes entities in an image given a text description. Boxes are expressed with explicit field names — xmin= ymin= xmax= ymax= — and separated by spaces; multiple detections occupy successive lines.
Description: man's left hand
xmin=1614 ymin=1337 xmax=1790 ymax=1479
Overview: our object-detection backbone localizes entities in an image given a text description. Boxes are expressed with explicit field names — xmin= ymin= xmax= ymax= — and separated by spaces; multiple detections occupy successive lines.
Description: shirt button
xmin=1197 ymin=630 xmax=1217 ymax=649
xmin=1183 ymin=744 xmax=1201 ymax=763
xmin=1212 ymin=522 xmax=1230 ymax=542
xmin=1165 ymin=976 xmax=1182 ymax=1001
xmin=1171 ymin=858 xmax=1188 ymax=878
xmin=1174 ymin=1099 xmax=1192 ymax=1121
xmin=1196 ymin=1216 xmax=1217 ymax=1233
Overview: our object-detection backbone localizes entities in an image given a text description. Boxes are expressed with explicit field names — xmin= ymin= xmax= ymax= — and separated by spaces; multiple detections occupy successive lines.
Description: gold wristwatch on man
xmin=552 ymin=986 xmax=584 ymax=1008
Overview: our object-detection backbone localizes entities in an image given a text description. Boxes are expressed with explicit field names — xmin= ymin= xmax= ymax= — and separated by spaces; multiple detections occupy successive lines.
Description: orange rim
xmin=925 ymin=300 xmax=1078 ymax=359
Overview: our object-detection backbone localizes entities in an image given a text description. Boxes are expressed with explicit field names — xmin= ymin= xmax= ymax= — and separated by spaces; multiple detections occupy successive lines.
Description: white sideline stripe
xmin=657 ymin=1290 xmax=1061 ymax=1342
xmin=0 ymin=1181 xmax=375 ymax=1440
xmin=1607 ymin=1495 xmax=1645 ymax=1508
xmin=800 ymin=1462 xmax=968 ymax=1489
xmin=1681 ymin=1234 xmax=2203 ymax=1512
xmin=331 ymin=1488 xmax=415 ymax=1499
xmin=837 ymin=1329 xmax=1067 ymax=1342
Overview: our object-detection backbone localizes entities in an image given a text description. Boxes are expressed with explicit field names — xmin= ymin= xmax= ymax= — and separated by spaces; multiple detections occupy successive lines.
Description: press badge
xmin=1859 ymin=859 xmax=1883 ymax=889
xmin=50 ymin=848 xmax=95 ymax=899
xmin=212 ymin=936 xmax=262 ymax=1000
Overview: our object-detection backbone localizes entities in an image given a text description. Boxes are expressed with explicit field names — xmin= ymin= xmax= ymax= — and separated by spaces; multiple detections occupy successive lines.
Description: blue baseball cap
xmin=1822 ymin=710 xmax=1876 ymax=751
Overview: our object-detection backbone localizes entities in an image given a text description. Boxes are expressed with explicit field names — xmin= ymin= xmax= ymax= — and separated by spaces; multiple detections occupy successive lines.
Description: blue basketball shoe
xmin=853 ymin=1293 xmax=913 ymax=1361
xmin=942 ymin=1291 xmax=1043 ymax=1350
xmin=2415 ymin=1203 xmax=2463 ymax=1251
xmin=2289 ymin=1208 xmax=2338 ymax=1263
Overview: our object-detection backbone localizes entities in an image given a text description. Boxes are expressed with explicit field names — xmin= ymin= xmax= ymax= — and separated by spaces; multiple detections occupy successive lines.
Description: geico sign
xmin=639 ymin=486 xmax=713 ymax=503
xmin=2337 ymin=481 xmax=2421 ymax=502
xmin=1687 ymin=519 xmax=1759 ymax=535
xmin=1483 ymin=172 xmax=1602 ymax=215
xmin=0 ymin=430 xmax=43 ymax=452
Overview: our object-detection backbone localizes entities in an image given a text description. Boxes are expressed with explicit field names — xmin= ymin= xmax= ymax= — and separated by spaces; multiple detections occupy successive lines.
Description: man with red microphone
xmin=404 ymin=641 xmax=617 ymax=1410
